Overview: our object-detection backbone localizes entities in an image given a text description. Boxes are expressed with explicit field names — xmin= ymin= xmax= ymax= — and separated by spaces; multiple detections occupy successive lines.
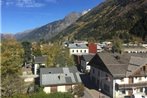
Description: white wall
xmin=114 ymin=77 xmax=147 ymax=97
xmin=69 ymin=49 xmax=88 ymax=55
xmin=34 ymin=63 xmax=46 ymax=75
xmin=133 ymin=77 xmax=147 ymax=83
xmin=115 ymin=78 xmax=129 ymax=85
xmin=43 ymin=87 xmax=51 ymax=93
xmin=34 ymin=64 xmax=39 ymax=75
xmin=57 ymin=85 xmax=66 ymax=92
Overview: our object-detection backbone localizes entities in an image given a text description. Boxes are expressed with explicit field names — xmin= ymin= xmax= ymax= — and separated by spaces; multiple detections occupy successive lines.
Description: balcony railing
xmin=119 ymin=82 xmax=147 ymax=89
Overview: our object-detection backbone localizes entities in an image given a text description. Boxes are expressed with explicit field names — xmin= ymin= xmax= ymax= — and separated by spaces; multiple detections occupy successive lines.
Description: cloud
xmin=2 ymin=0 xmax=57 ymax=8
xmin=15 ymin=0 xmax=45 ymax=7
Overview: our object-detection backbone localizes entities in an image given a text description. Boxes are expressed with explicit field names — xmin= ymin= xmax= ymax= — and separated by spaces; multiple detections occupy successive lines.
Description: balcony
xmin=119 ymin=82 xmax=147 ymax=89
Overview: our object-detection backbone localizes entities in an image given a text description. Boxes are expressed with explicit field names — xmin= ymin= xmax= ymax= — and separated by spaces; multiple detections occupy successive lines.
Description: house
xmin=39 ymin=66 xmax=82 ymax=93
xmin=88 ymin=53 xmax=120 ymax=98
xmin=34 ymin=56 xmax=47 ymax=75
xmin=88 ymin=53 xmax=147 ymax=98
xmin=142 ymin=43 xmax=147 ymax=48
xmin=68 ymin=43 xmax=89 ymax=55
xmin=97 ymin=44 xmax=103 ymax=52
xmin=80 ymin=54 xmax=95 ymax=73
xmin=123 ymin=46 xmax=147 ymax=53
xmin=115 ymin=54 xmax=147 ymax=98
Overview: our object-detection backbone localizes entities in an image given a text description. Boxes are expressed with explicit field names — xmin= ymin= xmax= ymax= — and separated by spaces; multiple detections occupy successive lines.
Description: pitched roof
xmin=81 ymin=54 xmax=95 ymax=62
xmin=34 ymin=56 xmax=47 ymax=64
xmin=68 ymin=43 xmax=88 ymax=49
xmin=98 ymin=53 xmax=127 ymax=78
xmin=126 ymin=57 xmax=147 ymax=77
xmin=40 ymin=66 xmax=82 ymax=86
xmin=89 ymin=52 xmax=147 ymax=78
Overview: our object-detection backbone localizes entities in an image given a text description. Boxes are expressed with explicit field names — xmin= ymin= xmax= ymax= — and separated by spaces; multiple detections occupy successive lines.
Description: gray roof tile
xmin=40 ymin=66 xmax=81 ymax=86
xmin=89 ymin=53 xmax=147 ymax=78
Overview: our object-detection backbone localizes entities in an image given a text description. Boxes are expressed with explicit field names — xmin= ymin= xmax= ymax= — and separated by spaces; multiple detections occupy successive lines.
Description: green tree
xmin=1 ymin=37 xmax=25 ymax=97
xmin=112 ymin=38 xmax=123 ymax=53
xmin=21 ymin=41 xmax=32 ymax=63
xmin=40 ymin=42 xmax=75 ymax=67
xmin=32 ymin=42 xmax=42 ymax=56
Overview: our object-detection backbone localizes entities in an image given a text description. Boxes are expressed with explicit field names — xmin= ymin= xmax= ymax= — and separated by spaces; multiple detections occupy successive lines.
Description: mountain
xmin=15 ymin=12 xmax=82 ymax=41
xmin=53 ymin=0 xmax=147 ymax=42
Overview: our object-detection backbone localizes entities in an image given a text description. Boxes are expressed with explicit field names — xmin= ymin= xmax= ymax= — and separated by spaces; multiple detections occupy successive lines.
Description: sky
xmin=1 ymin=0 xmax=103 ymax=34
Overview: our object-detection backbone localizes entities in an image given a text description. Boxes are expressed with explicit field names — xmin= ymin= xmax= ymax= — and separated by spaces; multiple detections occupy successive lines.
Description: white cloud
xmin=16 ymin=0 xmax=45 ymax=7
xmin=2 ymin=0 xmax=52 ymax=8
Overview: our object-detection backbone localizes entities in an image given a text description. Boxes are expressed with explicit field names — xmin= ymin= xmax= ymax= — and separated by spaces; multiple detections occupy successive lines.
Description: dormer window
xmin=58 ymin=75 xmax=60 ymax=80
xmin=143 ymin=66 xmax=146 ymax=71
xmin=49 ymin=72 xmax=51 ymax=74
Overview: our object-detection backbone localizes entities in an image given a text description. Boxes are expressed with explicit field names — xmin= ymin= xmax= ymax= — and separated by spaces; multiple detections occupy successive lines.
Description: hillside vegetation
xmin=53 ymin=0 xmax=147 ymax=42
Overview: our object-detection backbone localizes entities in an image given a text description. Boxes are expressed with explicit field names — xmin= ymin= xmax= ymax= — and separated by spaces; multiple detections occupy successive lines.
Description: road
xmin=81 ymin=88 xmax=93 ymax=98
xmin=79 ymin=73 xmax=110 ymax=98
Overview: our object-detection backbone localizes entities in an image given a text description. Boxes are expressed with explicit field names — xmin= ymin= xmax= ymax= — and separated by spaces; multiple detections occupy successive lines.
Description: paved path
xmin=80 ymin=74 xmax=110 ymax=98
xmin=81 ymin=88 xmax=93 ymax=98
xmin=82 ymin=87 xmax=109 ymax=98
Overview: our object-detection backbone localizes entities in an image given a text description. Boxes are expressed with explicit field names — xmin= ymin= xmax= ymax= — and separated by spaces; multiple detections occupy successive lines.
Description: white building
xmin=34 ymin=56 xmax=47 ymax=75
xmin=39 ymin=67 xmax=82 ymax=93
xmin=88 ymin=53 xmax=147 ymax=98
xmin=123 ymin=46 xmax=147 ymax=53
xmin=68 ymin=43 xmax=89 ymax=55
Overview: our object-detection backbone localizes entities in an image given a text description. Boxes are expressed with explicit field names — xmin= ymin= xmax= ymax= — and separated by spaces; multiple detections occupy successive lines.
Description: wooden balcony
xmin=119 ymin=82 xmax=147 ymax=89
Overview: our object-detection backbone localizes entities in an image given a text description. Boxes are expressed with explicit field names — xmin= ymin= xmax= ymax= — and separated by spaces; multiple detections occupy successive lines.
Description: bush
xmin=8 ymin=92 xmax=73 ymax=98
xmin=72 ymin=84 xmax=84 ymax=97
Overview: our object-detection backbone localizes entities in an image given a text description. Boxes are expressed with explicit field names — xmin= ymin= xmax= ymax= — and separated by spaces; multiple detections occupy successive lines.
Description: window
xmin=80 ymin=50 xmax=82 ymax=53
xmin=115 ymin=83 xmax=119 ymax=91
xmin=104 ymin=84 xmax=110 ymax=93
xmin=143 ymin=66 xmax=146 ymax=71
xmin=122 ymin=90 xmax=126 ymax=94
xmin=76 ymin=50 xmax=78 ymax=53
xmin=140 ymin=88 xmax=143 ymax=92
xmin=93 ymin=69 xmax=95 ymax=74
xmin=98 ymin=71 xmax=100 ymax=76
xmin=72 ymin=50 xmax=74 ymax=53
xmin=105 ymin=74 xmax=108 ymax=80
xmin=84 ymin=50 xmax=86 ymax=53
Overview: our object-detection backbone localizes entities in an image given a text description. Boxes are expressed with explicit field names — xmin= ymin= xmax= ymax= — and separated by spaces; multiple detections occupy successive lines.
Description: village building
xmin=34 ymin=56 xmax=47 ymax=75
xmin=39 ymin=66 xmax=82 ymax=93
xmin=123 ymin=46 xmax=147 ymax=53
xmin=68 ymin=43 xmax=89 ymax=55
xmin=74 ymin=54 xmax=95 ymax=73
xmin=88 ymin=53 xmax=147 ymax=98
